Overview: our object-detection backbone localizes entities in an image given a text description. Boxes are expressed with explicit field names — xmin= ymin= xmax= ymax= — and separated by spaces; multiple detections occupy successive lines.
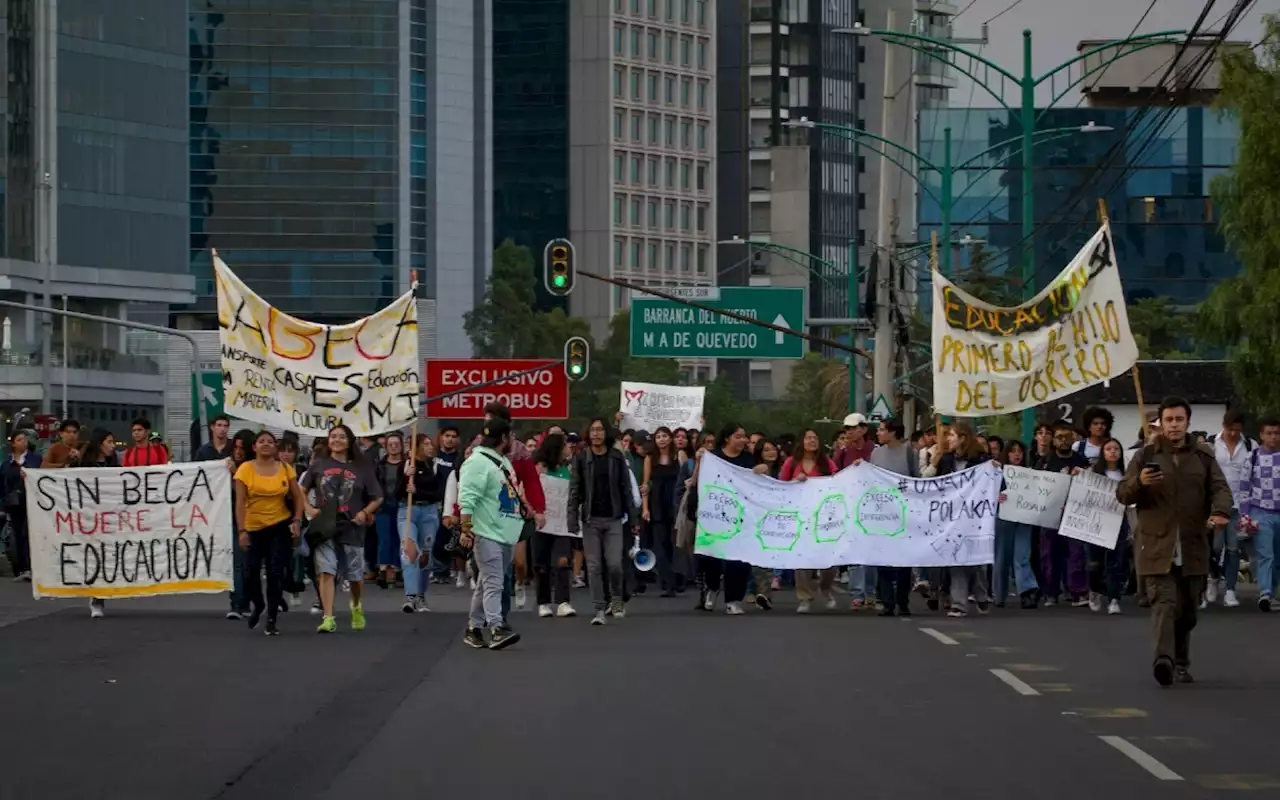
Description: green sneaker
xmin=350 ymin=602 xmax=366 ymax=631
xmin=317 ymin=615 xmax=337 ymax=633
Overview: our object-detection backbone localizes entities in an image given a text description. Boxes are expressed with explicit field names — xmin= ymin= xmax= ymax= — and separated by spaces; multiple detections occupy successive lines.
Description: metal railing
xmin=0 ymin=345 xmax=161 ymax=374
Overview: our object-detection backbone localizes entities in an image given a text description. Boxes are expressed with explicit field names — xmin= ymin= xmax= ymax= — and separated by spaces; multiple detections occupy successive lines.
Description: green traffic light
xmin=553 ymin=274 xmax=567 ymax=287
xmin=570 ymin=364 xmax=583 ymax=375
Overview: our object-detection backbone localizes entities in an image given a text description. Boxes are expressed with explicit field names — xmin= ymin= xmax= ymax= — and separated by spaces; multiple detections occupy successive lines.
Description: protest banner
xmin=538 ymin=473 xmax=577 ymax=537
xmin=1058 ymin=470 xmax=1126 ymax=550
xmin=694 ymin=453 xmax=1000 ymax=568
xmin=998 ymin=465 xmax=1072 ymax=528
xmin=619 ymin=381 xmax=705 ymax=432
xmin=214 ymin=253 xmax=420 ymax=437
xmin=24 ymin=463 xmax=234 ymax=599
xmin=931 ymin=224 xmax=1139 ymax=417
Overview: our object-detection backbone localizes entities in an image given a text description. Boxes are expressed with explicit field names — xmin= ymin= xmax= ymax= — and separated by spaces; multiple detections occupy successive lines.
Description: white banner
xmin=538 ymin=474 xmax=578 ymax=537
xmin=214 ymin=252 xmax=420 ymax=437
xmin=619 ymin=381 xmax=704 ymax=432
xmin=931 ymin=224 xmax=1138 ymax=417
xmin=694 ymin=454 xmax=1001 ymax=568
xmin=998 ymin=465 xmax=1071 ymax=528
xmin=1058 ymin=471 xmax=1125 ymax=550
xmin=25 ymin=463 xmax=234 ymax=599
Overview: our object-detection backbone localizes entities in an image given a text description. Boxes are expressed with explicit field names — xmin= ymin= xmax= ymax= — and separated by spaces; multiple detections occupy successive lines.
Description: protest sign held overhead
xmin=214 ymin=252 xmax=420 ymax=437
xmin=1058 ymin=471 xmax=1127 ymax=550
xmin=618 ymin=381 xmax=704 ymax=432
xmin=931 ymin=224 xmax=1138 ymax=417
xmin=694 ymin=453 xmax=1000 ymax=569
xmin=24 ymin=463 xmax=234 ymax=599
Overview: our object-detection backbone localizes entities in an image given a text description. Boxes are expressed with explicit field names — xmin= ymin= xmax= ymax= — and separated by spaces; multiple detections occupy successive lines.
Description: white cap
xmin=842 ymin=413 xmax=868 ymax=428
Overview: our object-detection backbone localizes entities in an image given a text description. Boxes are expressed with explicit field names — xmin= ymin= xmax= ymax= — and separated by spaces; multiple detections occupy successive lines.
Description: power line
xmin=983 ymin=0 xmax=1026 ymax=25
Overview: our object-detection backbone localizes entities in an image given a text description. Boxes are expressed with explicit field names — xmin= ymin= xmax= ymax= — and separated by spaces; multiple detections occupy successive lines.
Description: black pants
xmin=244 ymin=522 xmax=292 ymax=620
xmin=697 ymin=556 xmax=749 ymax=603
xmin=649 ymin=520 xmax=681 ymax=592
xmin=6 ymin=507 xmax=29 ymax=574
xmin=876 ymin=566 xmax=913 ymax=611
xmin=532 ymin=530 xmax=572 ymax=606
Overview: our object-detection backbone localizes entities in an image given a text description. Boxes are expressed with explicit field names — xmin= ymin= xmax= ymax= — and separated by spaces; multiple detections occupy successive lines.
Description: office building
xmin=185 ymin=0 xmax=492 ymax=361
xmin=0 ymin=0 xmax=194 ymax=436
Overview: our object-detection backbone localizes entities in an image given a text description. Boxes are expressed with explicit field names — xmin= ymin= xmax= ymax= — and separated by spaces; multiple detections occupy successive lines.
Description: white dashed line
xmin=1098 ymin=736 xmax=1184 ymax=781
xmin=919 ymin=627 xmax=960 ymax=645
xmin=989 ymin=668 xmax=1041 ymax=696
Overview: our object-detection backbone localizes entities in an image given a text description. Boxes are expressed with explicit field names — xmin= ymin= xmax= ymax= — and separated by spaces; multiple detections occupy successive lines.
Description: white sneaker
xmin=538 ymin=603 xmax=555 ymax=618
xmin=797 ymin=600 xmax=812 ymax=614
xmin=401 ymin=599 xmax=416 ymax=614
xmin=572 ymin=575 xmax=587 ymax=588
xmin=591 ymin=611 xmax=607 ymax=626
xmin=414 ymin=597 xmax=431 ymax=613
xmin=1088 ymin=592 xmax=1103 ymax=613
xmin=1199 ymin=596 xmax=1208 ymax=610
xmin=455 ymin=572 xmax=466 ymax=589
xmin=515 ymin=584 xmax=527 ymax=610
xmin=1206 ymin=579 xmax=1220 ymax=603
xmin=556 ymin=602 xmax=577 ymax=617
xmin=13 ymin=570 xmax=31 ymax=582
xmin=824 ymin=594 xmax=838 ymax=611
xmin=1107 ymin=599 xmax=1122 ymax=615
xmin=469 ymin=577 xmax=477 ymax=590
xmin=613 ymin=602 xmax=627 ymax=619
xmin=726 ymin=601 xmax=746 ymax=615
xmin=89 ymin=600 xmax=104 ymax=619
xmin=703 ymin=591 xmax=718 ymax=611
xmin=1224 ymin=589 xmax=1240 ymax=608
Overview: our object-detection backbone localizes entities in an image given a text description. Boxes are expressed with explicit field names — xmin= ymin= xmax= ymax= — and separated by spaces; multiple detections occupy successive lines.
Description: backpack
xmin=1207 ymin=433 xmax=1254 ymax=453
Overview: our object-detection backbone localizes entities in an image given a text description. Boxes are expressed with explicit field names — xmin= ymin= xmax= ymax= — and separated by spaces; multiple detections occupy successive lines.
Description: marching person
xmin=930 ymin=421 xmax=992 ymax=618
xmin=121 ymin=418 xmax=169 ymax=467
xmin=779 ymin=429 xmax=838 ymax=614
xmin=3 ymin=429 xmax=42 ymax=582
xmin=1036 ymin=420 xmax=1091 ymax=607
xmin=373 ymin=432 xmax=406 ymax=589
xmin=79 ymin=429 xmax=119 ymax=618
xmin=568 ymin=417 xmax=640 ymax=625
xmin=1118 ymin=397 xmax=1232 ymax=686
xmin=533 ymin=432 xmax=577 ymax=617
xmin=869 ymin=418 xmax=919 ymax=617
xmin=994 ymin=440 xmax=1041 ymax=609
xmin=1237 ymin=416 xmax=1280 ymax=611
xmin=643 ymin=427 xmax=684 ymax=598
xmin=41 ymin=419 xmax=82 ymax=468
xmin=1209 ymin=409 xmax=1252 ymax=608
xmin=233 ymin=431 xmax=305 ymax=635
xmin=1087 ymin=439 xmax=1131 ymax=615
xmin=399 ymin=434 xmax=442 ymax=613
xmin=688 ymin=423 xmax=754 ymax=615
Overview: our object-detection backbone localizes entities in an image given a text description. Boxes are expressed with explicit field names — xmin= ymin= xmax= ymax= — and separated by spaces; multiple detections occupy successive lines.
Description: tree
xmin=1199 ymin=15 xmax=1280 ymax=412
xmin=464 ymin=239 xmax=541 ymax=358
xmin=957 ymin=241 xmax=1023 ymax=308
xmin=1127 ymin=296 xmax=1194 ymax=359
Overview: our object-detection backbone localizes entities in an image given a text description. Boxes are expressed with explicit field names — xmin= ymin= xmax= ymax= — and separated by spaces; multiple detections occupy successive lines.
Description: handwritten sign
xmin=214 ymin=253 xmax=420 ymax=437
xmin=998 ymin=465 xmax=1071 ymax=528
xmin=931 ymin=224 xmax=1138 ymax=417
xmin=1058 ymin=471 xmax=1125 ymax=549
xmin=694 ymin=454 xmax=1000 ymax=568
xmin=618 ymin=381 xmax=704 ymax=432
xmin=24 ymin=463 xmax=234 ymax=599
xmin=538 ymin=474 xmax=577 ymax=537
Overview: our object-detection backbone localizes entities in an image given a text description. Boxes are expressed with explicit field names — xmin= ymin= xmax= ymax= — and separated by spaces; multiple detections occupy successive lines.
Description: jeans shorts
xmin=314 ymin=541 xmax=366 ymax=582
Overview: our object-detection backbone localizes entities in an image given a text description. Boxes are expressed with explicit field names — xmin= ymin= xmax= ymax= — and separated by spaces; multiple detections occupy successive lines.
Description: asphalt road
xmin=2 ymin=580 xmax=1279 ymax=799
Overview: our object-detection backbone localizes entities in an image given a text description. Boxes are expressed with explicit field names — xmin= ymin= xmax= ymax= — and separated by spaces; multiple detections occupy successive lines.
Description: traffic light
xmin=544 ymin=238 xmax=576 ymax=296
xmin=564 ymin=336 xmax=589 ymax=382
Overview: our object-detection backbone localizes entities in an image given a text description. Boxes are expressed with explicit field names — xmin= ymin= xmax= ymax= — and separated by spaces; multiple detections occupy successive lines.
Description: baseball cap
xmin=842 ymin=413 xmax=868 ymax=428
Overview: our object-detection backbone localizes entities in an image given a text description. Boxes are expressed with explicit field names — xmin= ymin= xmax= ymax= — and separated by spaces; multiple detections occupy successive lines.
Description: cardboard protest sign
xmin=931 ymin=224 xmax=1138 ymax=417
xmin=25 ymin=463 xmax=234 ymax=599
xmin=538 ymin=474 xmax=577 ymax=537
xmin=1058 ymin=470 xmax=1126 ymax=550
xmin=619 ymin=381 xmax=704 ymax=432
xmin=215 ymin=253 xmax=420 ymax=437
xmin=998 ymin=465 xmax=1071 ymax=528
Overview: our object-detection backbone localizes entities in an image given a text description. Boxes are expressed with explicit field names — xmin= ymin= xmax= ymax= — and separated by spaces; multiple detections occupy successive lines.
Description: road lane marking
xmin=919 ymin=627 xmax=960 ymax=645
xmin=1073 ymin=707 xmax=1148 ymax=719
xmin=983 ymin=645 xmax=1019 ymax=653
xmin=1031 ymin=682 xmax=1074 ymax=693
xmin=1002 ymin=663 xmax=1061 ymax=672
xmin=1195 ymin=774 xmax=1280 ymax=790
xmin=990 ymin=668 xmax=1041 ymax=696
xmin=1099 ymin=736 xmax=1184 ymax=781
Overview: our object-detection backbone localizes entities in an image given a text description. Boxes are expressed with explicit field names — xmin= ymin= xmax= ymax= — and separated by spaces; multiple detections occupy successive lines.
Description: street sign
xmin=868 ymin=394 xmax=894 ymax=424
xmin=629 ymin=287 xmax=806 ymax=359
xmin=424 ymin=359 xmax=569 ymax=419
xmin=192 ymin=363 xmax=225 ymax=420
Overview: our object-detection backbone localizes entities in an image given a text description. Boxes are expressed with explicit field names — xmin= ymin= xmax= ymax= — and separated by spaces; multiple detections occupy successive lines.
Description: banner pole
xmin=402 ymin=269 xmax=419 ymax=570
xmin=1095 ymin=198 xmax=1148 ymax=439
xmin=930 ymin=232 xmax=942 ymax=447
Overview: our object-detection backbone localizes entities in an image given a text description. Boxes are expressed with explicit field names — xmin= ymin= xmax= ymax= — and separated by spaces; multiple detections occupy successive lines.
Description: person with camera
xmin=460 ymin=419 xmax=527 ymax=650
xmin=1118 ymin=397 xmax=1233 ymax=687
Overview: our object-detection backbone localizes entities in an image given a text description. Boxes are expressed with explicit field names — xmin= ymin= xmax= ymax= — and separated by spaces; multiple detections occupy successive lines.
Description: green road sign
xmin=192 ymin=364 xmax=225 ymax=420
xmin=630 ymin=287 xmax=805 ymax=359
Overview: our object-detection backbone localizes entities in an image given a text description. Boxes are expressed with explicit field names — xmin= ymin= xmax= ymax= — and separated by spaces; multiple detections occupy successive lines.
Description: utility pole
xmin=35 ymin=0 xmax=58 ymax=415
xmin=871 ymin=7 xmax=898 ymax=414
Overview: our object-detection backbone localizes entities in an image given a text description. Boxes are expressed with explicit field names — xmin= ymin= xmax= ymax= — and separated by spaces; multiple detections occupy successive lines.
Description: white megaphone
xmin=629 ymin=540 xmax=656 ymax=572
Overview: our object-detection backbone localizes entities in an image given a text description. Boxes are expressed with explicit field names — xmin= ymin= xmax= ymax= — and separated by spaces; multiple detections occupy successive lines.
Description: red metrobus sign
xmin=424 ymin=359 xmax=568 ymax=419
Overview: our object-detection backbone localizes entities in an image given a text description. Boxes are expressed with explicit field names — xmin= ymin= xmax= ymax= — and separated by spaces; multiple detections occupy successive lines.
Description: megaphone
xmin=629 ymin=541 xmax=656 ymax=572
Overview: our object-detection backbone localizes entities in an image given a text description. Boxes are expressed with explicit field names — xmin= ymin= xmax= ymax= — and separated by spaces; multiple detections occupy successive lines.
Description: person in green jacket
xmin=460 ymin=418 xmax=526 ymax=650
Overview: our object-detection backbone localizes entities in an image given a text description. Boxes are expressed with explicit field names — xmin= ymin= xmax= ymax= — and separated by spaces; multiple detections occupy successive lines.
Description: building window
xmin=680 ymin=120 xmax=692 ymax=149
xmin=680 ymin=203 xmax=691 ymax=232
xmin=631 ymin=197 xmax=643 ymax=226
xmin=680 ymin=77 xmax=691 ymax=107
xmin=630 ymin=26 xmax=641 ymax=57
xmin=648 ymin=0 xmax=658 ymax=18
xmin=648 ymin=116 xmax=660 ymax=144
xmin=696 ymin=39 xmax=707 ymax=70
xmin=614 ymin=153 xmax=625 ymax=182
xmin=647 ymin=30 xmax=659 ymax=60
xmin=665 ymin=32 xmax=675 ymax=63
xmin=696 ymin=205 xmax=707 ymax=232
xmin=631 ymin=112 xmax=643 ymax=142
xmin=648 ymin=241 xmax=659 ymax=269
xmin=631 ymin=154 xmax=643 ymax=183
xmin=614 ymin=25 xmax=625 ymax=55
xmin=696 ymin=122 xmax=707 ymax=151
xmin=857 ymin=155 xmax=866 ymax=173
xmin=664 ymin=74 xmax=675 ymax=104
xmin=857 ymin=82 xmax=866 ymax=101
xmin=614 ymin=111 xmax=624 ymax=139
xmin=680 ymin=244 xmax=692 ymax=272
xmin=749 ymin=370 xmax=774 ymax=400
xmin=648 ymin=199 xmax=659 ymax=228
xmin=631 ymin=239 xmax=642 ymax=269
xmin=696 ymin=0 xmax=707 ymax=27
xmin=665 ymin=158 xmax=676 ymax=187
xmin=647 ymin=72 xmax=659 ymax=101
xmin=680 ymin=36 xmax=691 ymax=67
xmin=631 ymin=0 xmax=641 ymax=14
xmin=681 ymin=0 xmax=691 ymax=23
xmin=665 ymin=0 xmax=674 ymax=21
xmin=858 ymin=45 xmax=866 ymax=63
xmin=680 ymin=161 xmax=691 ymax=190
xmin=631 ymin=69 xmax=642 ymax=100
xmin=648 ymin=156 xmax=660 ymax=185
xmin=696 ymin=244 xmax=708 ymax=273
xmin=615 ymin=237 xmax=625 ymax=267
xmin=696 ymin=80 xmax=708 ymax=110
xmin=613 ymin=68 xmax=624 ymax=98
xmin=614 ymin=194 xmax=625 ymax=225
xmin=664 ymin=117 xmax=675 ymax=146
xmin=857 ymin=229 xmax=866 ymax=246
xmin=696 ymin=163 xmax=707 ymax=191
xmin=665 ymin=243 xmax=676 ymax=271
xmin=858 ymin=192 xmax=866 ymax=210
xmin=664 ymin=201 xmax=676 ymax=230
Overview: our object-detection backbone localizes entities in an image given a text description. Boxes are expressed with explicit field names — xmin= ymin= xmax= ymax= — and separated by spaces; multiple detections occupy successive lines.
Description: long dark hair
xmin=716 ymin=422 xmax=743 ymax=450
xmin=327 ymin=424 xmax=363 ymax=463
xmin=647 ymin=426 xmax=677 ymax=463
xmin=1092 ymin=438 xmax=1127 ymax=475
xmin=753 ymin=438 xmax=782 ymax=477
xmin=534 ymin=433 xmax=568 ymax=471
xmin=797 ymin=428 xmax=832 ymax=476
xmin=583 ymin=417 xmax=615 ymax=450
xmin=232 ymin=428 xmax=258 ymax=465
xmin=82 ymin=428 xmax=115 ymax=466
xmin=1003 ymin=439 xmax=1028 ymax=466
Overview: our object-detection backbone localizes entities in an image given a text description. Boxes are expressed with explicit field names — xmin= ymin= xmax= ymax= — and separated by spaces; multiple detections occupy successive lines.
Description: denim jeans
xmin=1211 ymin=510 xmax=1241 ymax=590
xmin=848 ymin=565 xmax=877 ymax=601
xmin=995 ymin=520 xmax=1038 ymax=599
xmin=399 ymin=504 xmax=440 ymax=597
xmin=1252 ymin=509 xmax=1280 ymax=598
xmin=469 ymin=536 xmax=513 ymax=629
xmin=374 ymin=501 xmax=401 ymax=568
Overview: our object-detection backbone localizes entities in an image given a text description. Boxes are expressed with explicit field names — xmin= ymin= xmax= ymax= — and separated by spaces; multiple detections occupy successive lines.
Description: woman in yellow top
xmin=234 ymin=430 xmax=305 ymax=636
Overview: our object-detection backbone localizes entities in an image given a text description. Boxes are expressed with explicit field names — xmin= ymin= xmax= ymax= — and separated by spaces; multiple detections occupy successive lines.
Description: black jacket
xmin=2 ymin=451 xmax=41 ymax=508
xmin=935 ymin=451 xmax=992 ymax=476
xmin=567 ymin=447 xmax=639 ymax=533
xmin=393 ymin=458 xmax=443 ymax=506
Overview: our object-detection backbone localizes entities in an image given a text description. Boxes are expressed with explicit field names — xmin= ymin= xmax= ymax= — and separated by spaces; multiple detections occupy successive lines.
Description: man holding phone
xmin=1118 ymin=397 xmax=1233 ymax=687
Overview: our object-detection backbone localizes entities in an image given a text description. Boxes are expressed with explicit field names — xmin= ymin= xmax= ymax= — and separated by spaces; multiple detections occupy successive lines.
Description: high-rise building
xmin=0 ymin=0 xmax=194 ymax=434
xmin=184 ymin=0 xmax=492 ymax=360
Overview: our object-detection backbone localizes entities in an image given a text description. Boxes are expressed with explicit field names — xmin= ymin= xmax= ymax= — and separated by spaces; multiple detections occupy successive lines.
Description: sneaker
xmin=1198 ymin=596 xmax=1208 ymax=611
xmin=897 ymin=605 xmax=912 ymax=618
xmin=402 ymin=599 xmax=416 ymax=614
xmin=755 ymin=594 xmax=773 ymax=611
xmin=556 ymin=602 xmax=577 ymax=617
xmin=1088 ymin=592 xmax=1104 ymax=613
xmin=744 ymin=593 xmax=756 ymax=604
xmin=825 ymin=594 xmax=838 ymax=611
xmin=1071 ymin=596 xmax=1090 ymax=608
xmin=573 ymin=575 xmax=587 ymax=589
xmin=797 ymin=600 xmax=812 ymax=614
xmin=611 ymin=600 xmax=627 ymax=619
xmin=455 ymin=573 xmax=467 ymax=589
xmin=1153 ymin=657 xmax=1174 ymax=687
xmin=317 ymin=615 xmax=337 ymax=633
xmin=350 ymin=602 xmax=367 ymax=631
xmin=1224 ymin=589 xmax=1240 ymax=608
xmin=247 ymin=607 xmax=263 ymax=630
xmin=1260 ymin=595 xmax=1272 ymax=613
xmin=839 ymin=572 xmax=850 ymax=585
xmin=770 ymin=576 xmax=781 ymax=591
xmin=469 ymin=577 xmax=477 ymax=590
xmin=538 ymin=604 xmax=555 ymax=618
xmin=726 ymin=601 xmax=746 ymax=615
xmin=89 ymin=600 xmax=105 ymax=619
xmin=703 ymin=591 xmax=718 ymax=612
xmin=1043 ymin=597 xmax=1058 ymax=607
xmin=1108 ymin=599 xmax=1122 ymax=615
xmin=515 ymin=584 xmax=528 ymax=610
xmin=310 ymin=602 xmax=322 ymax=615
xmin=1174 ymin=666 xmax=1194 ymax=684
xmin=591 ymin=611 xmax=607 ymax=626
xmin=225 ymin=610 xmax=245 ymax=621
xmin=14 ymin=570 xmax=31 ymax=582
xmin=463 ymin=627 xmax=486 ymax=648
xmin=265 ymin=618 xmax=280 ymax=636
xmin=977 ymin=601 xmax=991 ymax=615
xmin=947 ymin=607 xmax=967 ymax=618
xmin=1206 ymin=579 xmax=1220 ymax=604
xmin=488 ymin=625 xmax=521 ymax=650
xmin=414 ymin=596 xmax=430 ymax=613
xmin=849 ymin=598 xmax=865 ymax=611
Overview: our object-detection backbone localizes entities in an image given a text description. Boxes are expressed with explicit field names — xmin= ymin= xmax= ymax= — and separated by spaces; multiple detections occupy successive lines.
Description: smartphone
xmin=1146 ymin=462 xmax=1162 ymax=473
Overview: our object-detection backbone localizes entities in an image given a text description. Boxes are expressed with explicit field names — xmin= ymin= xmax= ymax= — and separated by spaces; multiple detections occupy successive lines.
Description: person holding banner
xmin=1086 ymin=440 xmax=1131 ymax=616
xmin=931 ymin=422 xmax=993 ymax=618
xmin=779 ymin=430 xmax=838 ymax=614
xmin=78 ymin=429 xmax=119 ymax=618
xmin=689 ymin=423 xmax=755 ymax=615
xmin=233 ymin=431 xmax=305 ymax=635
xmin=3 ymin=430 xmax=42 ymax=583
xmin=399 ymin=434 xmax=442 ymax=613
xmin=993 ymin=441 xmax=1041 ymax=610
xmin=532 ymin=433 xmax=576 ymax=617
xmin=1036 ymin=421 xmax=1091 ymax=607
xmin=869 ymin=418 xmax=919 ymax=618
